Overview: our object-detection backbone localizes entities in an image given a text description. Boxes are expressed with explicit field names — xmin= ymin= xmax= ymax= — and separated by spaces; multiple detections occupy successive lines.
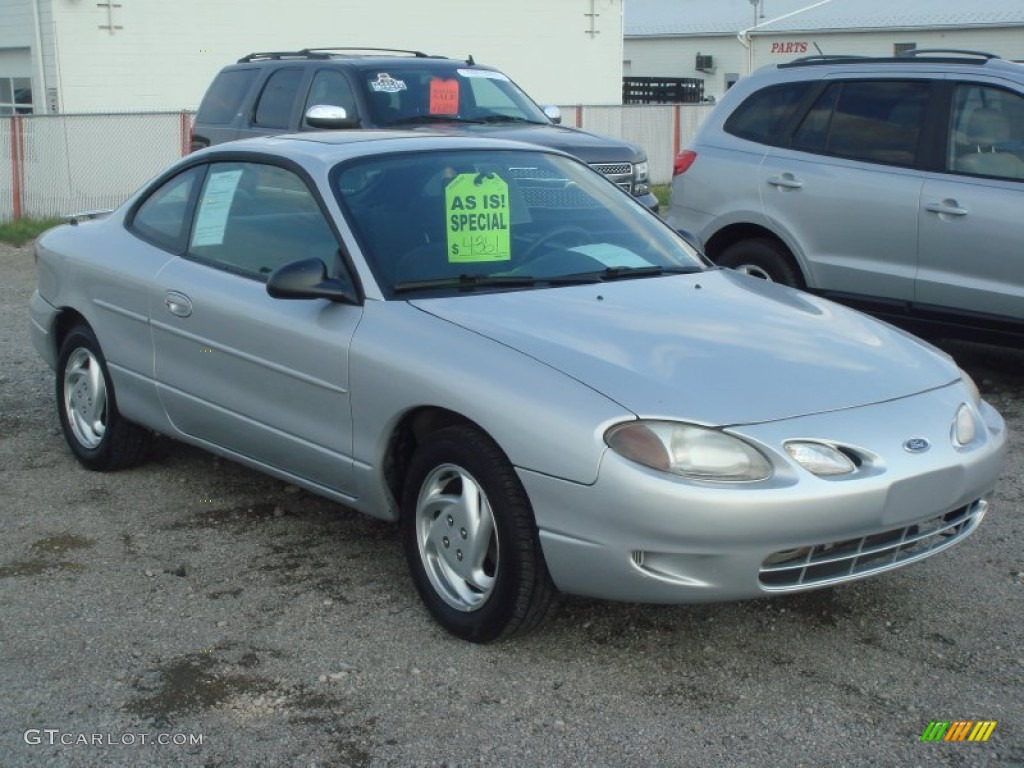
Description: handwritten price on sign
xmin=445 ymin=173 xmax=512 ymax=262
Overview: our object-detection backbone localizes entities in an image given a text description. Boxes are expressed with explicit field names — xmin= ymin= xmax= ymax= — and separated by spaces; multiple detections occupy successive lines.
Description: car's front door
xmin=760 ymin=79 xmax=932 ymax=302
xmin=150 ymin=159 xmax=361 ymax=498
xmin=916 ymin=81 xmax=1024 ymax=321
xmin=236 ymin=67 xmax=307 ymax=140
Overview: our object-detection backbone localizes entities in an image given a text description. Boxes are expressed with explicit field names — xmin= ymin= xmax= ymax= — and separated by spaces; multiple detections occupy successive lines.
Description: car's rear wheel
xmin=718 ymin=238 xmax=803 ymax=288
xmin=401 ymin=424 xmax=557 ymax=642
xmin=57 ymin=324 xmax=151 ymax=471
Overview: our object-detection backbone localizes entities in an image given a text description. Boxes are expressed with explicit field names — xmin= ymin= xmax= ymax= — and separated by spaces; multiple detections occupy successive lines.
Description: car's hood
xmin=408 ymin=270 xmax=959 ymax=425
xmin=403 ymin=122 xmax=645 ymax=163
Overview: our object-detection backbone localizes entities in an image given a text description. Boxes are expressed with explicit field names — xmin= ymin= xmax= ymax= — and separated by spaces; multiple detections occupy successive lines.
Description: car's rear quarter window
xmin=724 ymin=81 xmax=814 ymax=145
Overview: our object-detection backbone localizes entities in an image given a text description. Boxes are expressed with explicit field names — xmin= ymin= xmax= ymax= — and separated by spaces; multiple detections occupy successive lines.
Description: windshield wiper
xmin=387 ymin=115 xmax=486 ymax=126
xmin=393 ymin=273 xmax=600 ymax=294
xmin=573 ymin=265 xmax=705 ymax=282
xmin=476 ymin=115 xmax=545 ymax=125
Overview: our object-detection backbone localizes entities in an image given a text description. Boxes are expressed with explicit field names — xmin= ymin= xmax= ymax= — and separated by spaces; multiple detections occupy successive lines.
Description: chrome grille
xmin=590 ymin=162 xmax=632 ymax=176
xmin=590 ymin=162 xmax=634 ymax=194
xmin=759 ymin=500 xmax=986 ymax=590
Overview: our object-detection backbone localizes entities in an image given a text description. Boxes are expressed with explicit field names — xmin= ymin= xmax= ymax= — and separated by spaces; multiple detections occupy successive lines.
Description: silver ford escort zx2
xmin=30 ymin=132 xmax=1007 ymax=642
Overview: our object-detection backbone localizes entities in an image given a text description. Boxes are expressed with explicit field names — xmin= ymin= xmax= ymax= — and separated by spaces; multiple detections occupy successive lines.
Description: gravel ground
xmin=1 ymin=239 xmax=1022 ymax=768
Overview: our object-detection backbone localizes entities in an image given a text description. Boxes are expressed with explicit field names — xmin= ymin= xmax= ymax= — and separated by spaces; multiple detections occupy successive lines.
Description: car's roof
xmin=759 ymin=52 xmax=1024 ymax=80
xmin=191 ymin=131 xmax=569 ymax=169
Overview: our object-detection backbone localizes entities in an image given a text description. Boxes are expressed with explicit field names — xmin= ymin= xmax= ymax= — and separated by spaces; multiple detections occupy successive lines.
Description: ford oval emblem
xmin=903 ymin=438 xmax=930 ymax=454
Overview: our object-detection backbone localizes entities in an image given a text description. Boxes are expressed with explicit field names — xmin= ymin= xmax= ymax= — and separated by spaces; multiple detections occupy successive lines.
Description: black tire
xmin=400 ymin=424 xmax=557 ymax=642
xmin=718 ymin=238 xmax=803 ymax=288
xmin=56 ymin=324 xmax=151 ymax=471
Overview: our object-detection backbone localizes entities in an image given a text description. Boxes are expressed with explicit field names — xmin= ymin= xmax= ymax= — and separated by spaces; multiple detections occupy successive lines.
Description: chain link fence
xmin=2 ymin=105 xmax=713 ymax=221
xmin=2 ymin=112 xmax=191 ymax=222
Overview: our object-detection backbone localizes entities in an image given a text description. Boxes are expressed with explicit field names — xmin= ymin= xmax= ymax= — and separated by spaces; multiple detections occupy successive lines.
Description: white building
xmin=625 ymin=0 xmax=1024 ymax=103
xmin=0 ymin=0 xmax=625 ymax=114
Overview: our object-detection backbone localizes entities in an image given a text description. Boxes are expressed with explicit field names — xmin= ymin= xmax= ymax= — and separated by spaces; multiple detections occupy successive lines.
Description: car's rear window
xmin=724 ymin=81 xmax=815 ymax=145
xmin=196 ymin=69 xmax=258 ymax=125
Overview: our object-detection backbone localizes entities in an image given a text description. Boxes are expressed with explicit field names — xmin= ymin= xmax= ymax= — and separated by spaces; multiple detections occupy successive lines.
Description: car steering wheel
xmin=519 ymin=225 xmax=590 ymax=263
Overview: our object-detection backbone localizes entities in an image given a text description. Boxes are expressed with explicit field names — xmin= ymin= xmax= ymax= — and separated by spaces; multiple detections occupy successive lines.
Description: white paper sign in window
xmin=192 ymin=169 xmax=243 ymax=247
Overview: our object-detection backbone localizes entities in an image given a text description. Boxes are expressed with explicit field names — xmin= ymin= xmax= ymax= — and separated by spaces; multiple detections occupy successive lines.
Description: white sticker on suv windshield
xmin=456 ymin=68 xmax=510 ymax=81
xmin=369 ymin=73 xmax=407 ymax=93
xmin=191 ymin=169 xmax=243 ymax=247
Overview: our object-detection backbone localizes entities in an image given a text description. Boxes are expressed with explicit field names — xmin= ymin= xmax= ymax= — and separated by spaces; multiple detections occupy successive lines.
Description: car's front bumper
xmin=521 ymin=385 xmax=1007 ymax=603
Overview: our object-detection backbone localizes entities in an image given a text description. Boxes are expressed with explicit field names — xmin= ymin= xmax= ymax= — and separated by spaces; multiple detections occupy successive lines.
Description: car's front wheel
xmin=718 ymin=238 xmax=803 ymax=288
xmin=56 ymin=324 xmax=151 ymax=471
xmin=401 ymin=424 xmax=557 ymax=642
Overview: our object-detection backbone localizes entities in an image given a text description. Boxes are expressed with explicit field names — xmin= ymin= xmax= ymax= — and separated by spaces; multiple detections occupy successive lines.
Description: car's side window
xmin=253 ymin=68 xmax=303 ymax=129
xmin=196 ymin=69 xmax=257 ymax=125
xmin=793 ymin=80 xmax=928 ymax=167
xmin=949 ymin=84 xmax=1024 ymax=180
xmin=723 ymin=81 xmax=814 ymax=145
xmin=186 ymin=162 xmax=339 ymax=279
xmin=129 ymin=166 xmax=204 ymax=252
xmin=303 ymin=70 xmax=357 ymax=123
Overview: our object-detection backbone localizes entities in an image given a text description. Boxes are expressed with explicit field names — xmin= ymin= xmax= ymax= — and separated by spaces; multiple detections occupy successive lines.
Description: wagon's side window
xmin=949 ymin=84 xmax=1024 ymax=180
xmin=129 ymin=166 xmax=204 ymax=252
xmin=186 ymin=161 xmax=340 ymax=279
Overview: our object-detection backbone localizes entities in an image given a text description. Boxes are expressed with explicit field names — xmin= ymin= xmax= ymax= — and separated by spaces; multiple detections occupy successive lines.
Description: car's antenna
xmin=466 ymin=54 xmax=475 ymax=65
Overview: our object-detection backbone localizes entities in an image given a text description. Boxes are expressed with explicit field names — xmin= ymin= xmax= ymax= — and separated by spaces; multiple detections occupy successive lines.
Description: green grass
xmin=652 ymin=184 xmax=670 ymax=209
xmin=0 ymin=217 xmax=64 ymax=245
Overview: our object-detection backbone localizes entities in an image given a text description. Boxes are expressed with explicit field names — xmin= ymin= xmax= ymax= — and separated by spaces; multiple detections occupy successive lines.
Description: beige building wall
xmin=626 ymin=26 xmax=1024 ymax=103
xmin=3 ymin=0 xmax=625 ymax=113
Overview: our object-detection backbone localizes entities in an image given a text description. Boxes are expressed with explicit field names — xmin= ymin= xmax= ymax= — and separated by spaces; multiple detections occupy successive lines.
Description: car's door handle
xmin=766 ymin=174 xmax=803 ymax=190
xmin=164 ymin=291 xmax=193 ymax=318
xmin=924 ymin=201 xmax=968 ymax=216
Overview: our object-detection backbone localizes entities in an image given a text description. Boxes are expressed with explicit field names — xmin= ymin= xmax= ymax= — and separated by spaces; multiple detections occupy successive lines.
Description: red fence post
xmin=575 ymin=105 xmax=582 ymax=128
xmin=673 ymin=105 xmax=681 ymax=159
xmin=10 ymin=116 xmax=24 ymax=220
xmin=179 ymin=110 xmax=191 ymax=157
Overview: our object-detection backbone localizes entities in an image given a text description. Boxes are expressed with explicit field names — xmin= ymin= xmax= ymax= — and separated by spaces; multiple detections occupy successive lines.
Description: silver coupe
xmin=30 ymin=132 xmax=1007 ymax=642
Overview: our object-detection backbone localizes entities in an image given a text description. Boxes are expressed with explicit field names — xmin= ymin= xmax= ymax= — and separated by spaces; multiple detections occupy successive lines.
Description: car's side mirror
xmin=542 ymin=105 xmax=562 ymax=125
xmin=305 ymin=104 xmax=360 ymax=129
xmin=266 ymin=258 xmax=358 ymax=304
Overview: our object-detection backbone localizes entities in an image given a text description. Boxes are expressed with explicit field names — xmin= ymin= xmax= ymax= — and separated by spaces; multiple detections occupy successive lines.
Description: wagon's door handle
xmin=164 ymin=291 xmax=193 ymax=318
xmin=924 ymin=200 xmax=968 ymax=217
xmin=766 ymin=174 xmax=803 ymax=190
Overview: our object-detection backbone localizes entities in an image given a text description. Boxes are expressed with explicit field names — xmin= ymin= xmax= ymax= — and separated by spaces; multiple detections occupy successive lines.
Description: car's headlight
xmin=605 ymin=421 xmax=772 ymax=482
xmin=783 ymin=441 xmax=856 ymax=476
xmin=634 ymin=160 xmax=650 ymax=195
xmin=959 ymin=368 xmax=981 ymax=408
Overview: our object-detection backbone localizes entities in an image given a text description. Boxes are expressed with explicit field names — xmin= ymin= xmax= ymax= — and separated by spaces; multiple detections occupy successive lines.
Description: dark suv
xmin=192 ymin=47 xmax=656 ymax=209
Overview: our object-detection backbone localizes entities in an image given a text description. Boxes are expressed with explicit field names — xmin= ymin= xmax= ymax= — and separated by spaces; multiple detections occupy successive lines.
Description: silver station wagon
xmin=30 ymin=132 xmax=1007 ymax=642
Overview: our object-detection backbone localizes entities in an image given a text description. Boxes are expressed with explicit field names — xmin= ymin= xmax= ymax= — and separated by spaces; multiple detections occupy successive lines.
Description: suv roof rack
xmin=237 ymin=47 xmax=437 ymax=63
xmin=782 ymin=49 xmax=1002 ymax=69
xmin=896 ymin=48 xmax=999 ymax=59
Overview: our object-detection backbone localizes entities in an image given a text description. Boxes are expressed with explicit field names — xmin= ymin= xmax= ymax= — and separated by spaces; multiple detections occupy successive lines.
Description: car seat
xmin=956 ymin=108 xmax=1024 ymax=179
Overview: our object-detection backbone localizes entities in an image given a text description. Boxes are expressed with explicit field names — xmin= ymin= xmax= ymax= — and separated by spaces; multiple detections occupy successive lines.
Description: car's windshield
xmin=333 ymin=149 xmax=706 ymax=297
xmin=359 ymin=66 xmax=550 ymax=127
